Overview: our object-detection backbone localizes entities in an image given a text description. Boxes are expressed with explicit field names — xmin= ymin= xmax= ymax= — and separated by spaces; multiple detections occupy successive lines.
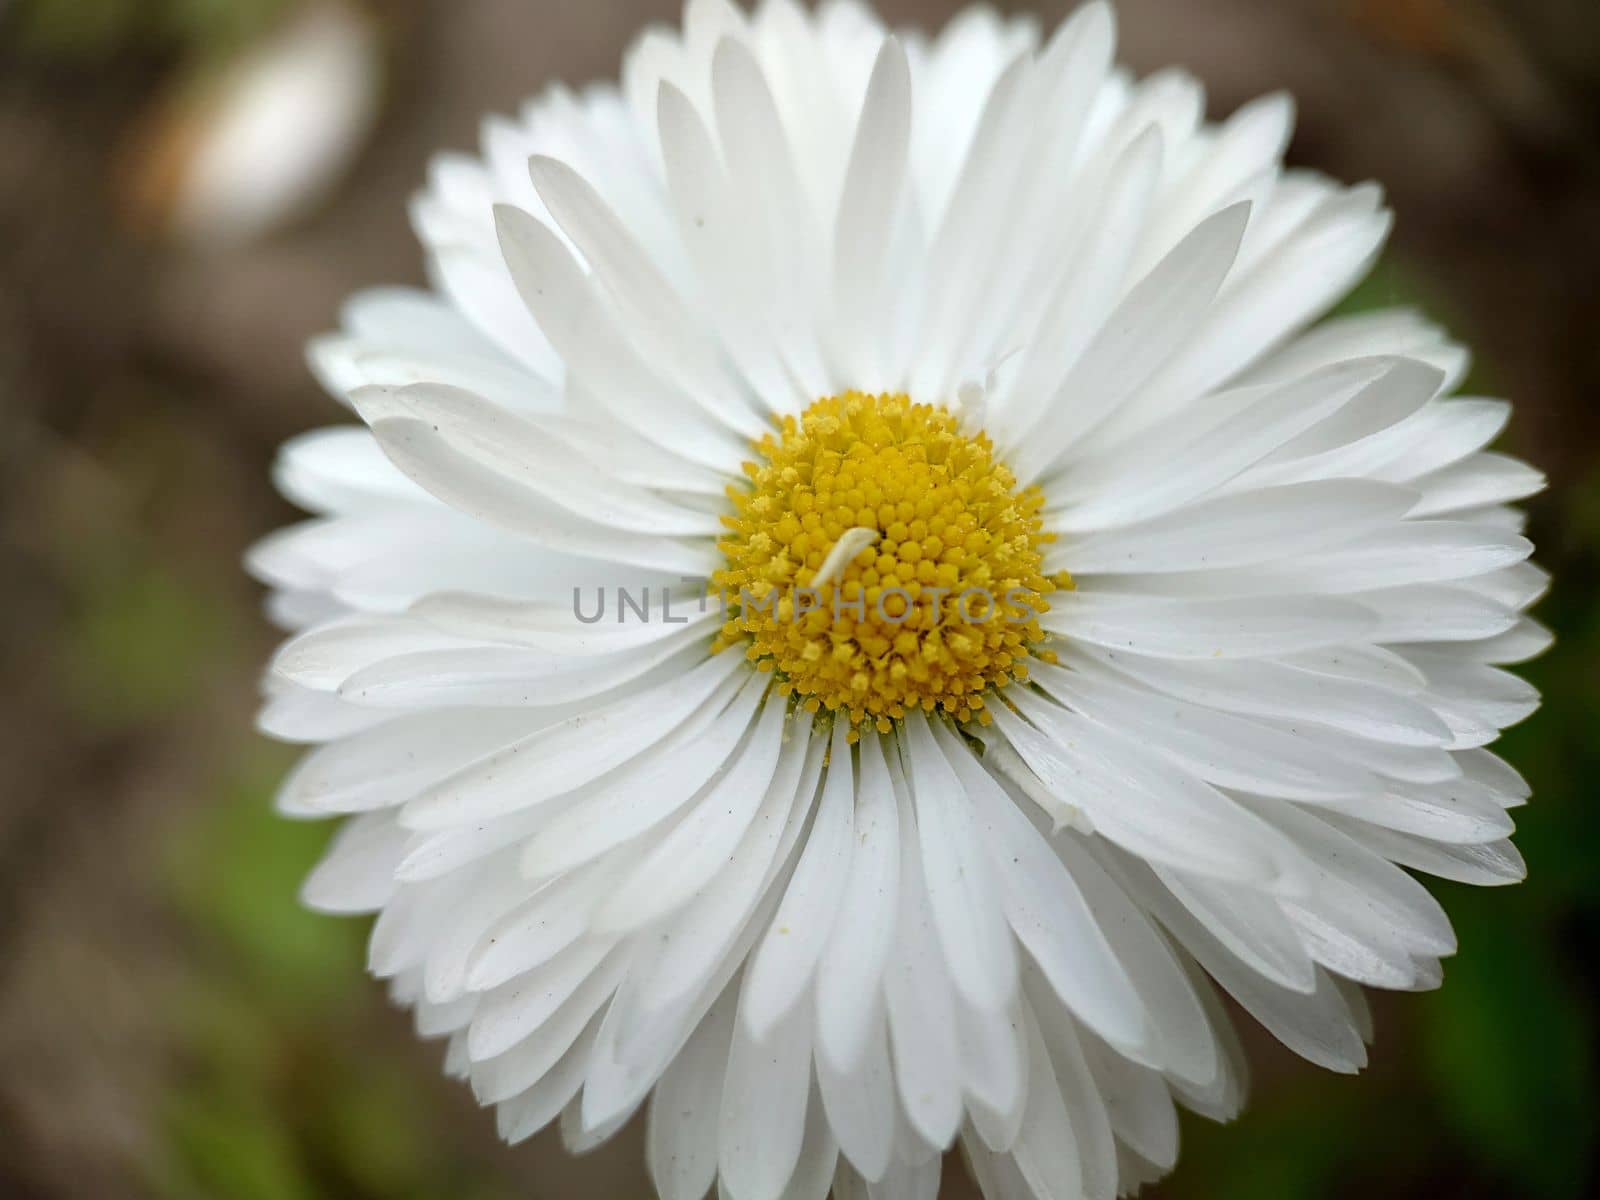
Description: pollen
xmin=711 ymin=391 xmax=1068 ymax=739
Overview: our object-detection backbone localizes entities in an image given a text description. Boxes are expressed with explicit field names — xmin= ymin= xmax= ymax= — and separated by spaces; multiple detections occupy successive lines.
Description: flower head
xmin=255 ymin=2 xmax=1547 ymax=1196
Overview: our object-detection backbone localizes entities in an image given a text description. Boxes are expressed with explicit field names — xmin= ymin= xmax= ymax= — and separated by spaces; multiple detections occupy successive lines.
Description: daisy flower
xmin=252 ymin=1 xmax=1548 ymax=1196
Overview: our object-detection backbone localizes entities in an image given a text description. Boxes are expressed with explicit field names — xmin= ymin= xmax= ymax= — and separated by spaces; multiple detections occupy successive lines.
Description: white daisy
xmin=253 ymin=1 xmax=1548 ymax=1197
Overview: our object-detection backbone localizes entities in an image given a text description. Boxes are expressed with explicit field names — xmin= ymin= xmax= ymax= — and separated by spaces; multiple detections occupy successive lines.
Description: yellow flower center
xmin=711 ymin=391 xmax=1067 ymax=739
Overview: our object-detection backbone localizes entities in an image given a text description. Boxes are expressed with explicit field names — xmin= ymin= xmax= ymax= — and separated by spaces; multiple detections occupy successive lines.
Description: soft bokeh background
xmin=2 ymin=0 xmax=1598 ymax=1196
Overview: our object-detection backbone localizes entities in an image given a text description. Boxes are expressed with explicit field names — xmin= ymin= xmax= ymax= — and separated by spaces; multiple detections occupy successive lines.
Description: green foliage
xmin=10 ymin=0 xmax=291 ymax=62
xmin=158 ymin=1088 xmax=319 ymax=1200
xmin=59 ymin=556 xmax=230 ymax=730
xmin=1422 ymin=893 xmax=1595 ymax=1198
xmin=166 ymin=747 xmax=358 ymax=1003
xmin=1172 ymin=1089 xmax=1363 ymax=1200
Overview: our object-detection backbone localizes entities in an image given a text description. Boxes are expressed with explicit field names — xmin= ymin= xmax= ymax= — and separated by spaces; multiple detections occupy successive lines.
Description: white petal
xmin=1102 ymin=850 xmax=1367 ymax=1072
xmin=1006 ymin=1002 xmax=1085 ymax=1200
xmin=1370 ymin=398 xmax=1511 ymax=482
xmin=815 ymin=1006 xmax=897 ymax=1181
xmin=274 ymin=425 xmax=430 ymax=514
xmin=370 ymin=415 xmax=718 ymax=576
xmin=301 ymin=810 xmax=409 ymax=913
xmin=994 ymin=122 xmax=1162 ymax=443
xmin=277 ymin=708 xmax=540 ymax=815
xmin=469 ymin=939 xmax=621 ymax=1061
xmin=1013 ymin=202 xmax=1251 ymax=480
xmin=1361 ymin=584 xmax=1518 ymax=645
xmin=1303 ymin=522 xmax=1534 ymax=593
xmin=814 ymin=731 xmax=901 ymax=1074
xmin=467 ymin=857 xmax=636 ymax=992
xmin=271 ymin=614 xmax=476 ymax=692
xmin=1409 ymin=452 xmax=1546 ymax=517
xmin=1449 ymin=617 xmax=1552 ymax=665
xmin=744 ymin=722 xmax=857 ymax=1037
xmin=787 ymin=1086 xmax=841 ymax=1200
xmin=1154 ymin=867 xmax=1317 ymax=992
xmin=469 ymin=951 xmax=629 ymax=1104
xmin=933 ymin=3 xmax=1116 ymax=387
xmin=1225 ymin=359 xmax=1443 ymax=490
xmin=519 ymin=670 xmax=768 ymax=879
xmin=956 ymin=997 xmax=1030 ymax=1154
xmin=718 ymin=995 xmax=813 ymax=1200
xmin=1047 ymin=357 xmax=1397 ymax=531
xmin=1024 ymin=977 xmax=1120 ymax=1199
xmin=902 ymin=712 xmax=1019 ymax=1014
xmin=495 ymin=1007 xmax=604 ymax=1145
xmin=1328 ymin=777 xmax=1516 ymax=845
xmin=1254 ymin=799 xmax=1456 ymax=962
xmin=624 ymin=728 xmax=823 ymax=1017
xmin=402 ymin=652 xmax=746 ymax=829
xmin=1128 ymin=189 xmax=1392 ymax=425
xmin=710 ymin=37 xmax=831 ymax=396
xmin=1236 ymin=307 xmax=1461 ymax=391
xmin=1457 ymin=746 xmax=1532 ymax=806
xmin=647 ymin=987 xmax=738 ymax=1200
xmin=1078 ymin=1034 xmax=1178 ymax=1173
xmin=1325 ymin=814 xmax=1526 ymax=887
xmin=882 ymin=745 xmax=964 ymax=1149
xmin=528 ymin=154 xmax=767 ymax=440
xmin=1041 ymin=592 xmax=1374 ymax=659
xmin=493 ymin=203 xmax=745 ymax=474
xmin=1061 ymin=480 xmax=1414 ymax=575
xmin=1052 ymin=834 xmax=1222 ymax=1089
xmin=353 ymin=381 xmax=726 ymax=536
xmin=411 ymin=589 xmax=719 ymax=656
xmin=990 ymin=696 xmax=1300 ymax=889
xmin=1134 ymin=91 xmax=1292 ymax=275
xmin=338 ymin=630 xmax=712 ymax=711
xmin=832 ymin=38 xmax=913 ymax=385
xmin=1039 ymin=658 xmax=1383 ymax=800
xmin=655 ymin=81 xmax=804 ymax=417
xmin=1070 ymin=644 xmax=1450 ymax=748
xmin=424 ymin=854 xmax=536 ymax=1004
xmin=951 ymin=738 xmax=1148 ymax=1055
xmin=911 ymin=54 xmax=1033 ymax=397
xmin=592 ymin=692 xmax=791 ymax=933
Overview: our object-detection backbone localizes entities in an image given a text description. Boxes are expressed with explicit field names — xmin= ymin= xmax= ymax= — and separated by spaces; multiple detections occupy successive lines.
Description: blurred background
xmin=2 ymin=0 xmax=1598 ymax=1196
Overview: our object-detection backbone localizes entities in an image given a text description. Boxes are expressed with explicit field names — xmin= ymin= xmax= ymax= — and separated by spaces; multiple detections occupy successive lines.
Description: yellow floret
xmin=711 ymin=391 xmax=1067 ymax=735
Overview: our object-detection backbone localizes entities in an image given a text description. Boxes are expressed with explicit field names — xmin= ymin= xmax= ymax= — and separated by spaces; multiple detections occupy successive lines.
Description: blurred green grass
xmin=11 ymin=0 xmax=292 ymax=62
